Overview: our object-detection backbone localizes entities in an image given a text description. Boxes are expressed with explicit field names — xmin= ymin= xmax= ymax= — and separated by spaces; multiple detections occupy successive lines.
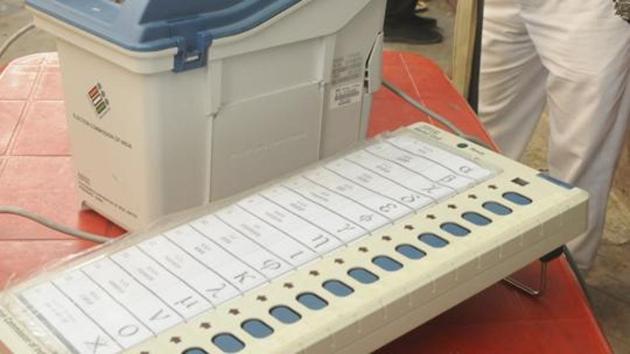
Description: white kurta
xmin=479 ymin=0 xmax=630 ymax=270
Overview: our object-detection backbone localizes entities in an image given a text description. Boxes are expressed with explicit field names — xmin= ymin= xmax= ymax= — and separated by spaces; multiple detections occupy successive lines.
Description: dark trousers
xmin=386 ymin=0 xmax=416 ymax=20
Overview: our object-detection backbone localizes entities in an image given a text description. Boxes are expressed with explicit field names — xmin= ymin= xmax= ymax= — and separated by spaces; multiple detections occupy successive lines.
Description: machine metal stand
xmin=503 ymin=247 xmax=564 ymax=297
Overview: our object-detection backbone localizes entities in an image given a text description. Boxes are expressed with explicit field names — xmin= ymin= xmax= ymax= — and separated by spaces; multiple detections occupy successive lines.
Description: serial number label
xmin=330 ymin=82 xmax=363 ymax=109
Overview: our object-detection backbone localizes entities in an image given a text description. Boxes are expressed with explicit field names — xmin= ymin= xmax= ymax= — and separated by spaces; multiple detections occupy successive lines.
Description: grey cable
xmin=0 ymin=25 xmax=114 ymax=244
xmin=382 ymin=79 xmax=492 ymax=149
xmin=0 ymin=23 xmax=35 ymax=59
xmin=0 ymin=24 xmax=114 ymax=244
xmin=0 ymin=206 xmax=111 ymax=243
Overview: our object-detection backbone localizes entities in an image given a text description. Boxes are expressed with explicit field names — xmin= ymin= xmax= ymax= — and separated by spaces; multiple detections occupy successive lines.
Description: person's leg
xmin=384 ymin=0 xmax=442 ymax=44
xmin=386 ymin=0 xmax=416 ymax=17
xmin=524 ymin=0 xmax=630 ymax=270
xmin=386 ymin=0 xmax=436 ymax=26
xmin=478 ymin=0 xmax=548 ymax=159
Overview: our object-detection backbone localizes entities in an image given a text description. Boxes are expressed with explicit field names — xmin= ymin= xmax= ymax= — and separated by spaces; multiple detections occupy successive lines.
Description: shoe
xmin=413 ymin=15 xmax=437 ymax=27
xmin=386 ymin=12 xmax=438 ymax=28
xmin=384 ymin=16 xmax=443 ymax=44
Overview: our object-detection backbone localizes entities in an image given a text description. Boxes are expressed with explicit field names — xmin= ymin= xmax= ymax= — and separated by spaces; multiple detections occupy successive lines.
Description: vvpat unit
xmin=26 ymin=0 xmax=387 ymax=230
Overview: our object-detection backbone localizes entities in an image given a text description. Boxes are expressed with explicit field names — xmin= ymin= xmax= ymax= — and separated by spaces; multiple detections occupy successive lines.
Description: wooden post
xmin=451 ymin=0 xmax=478 ymax=99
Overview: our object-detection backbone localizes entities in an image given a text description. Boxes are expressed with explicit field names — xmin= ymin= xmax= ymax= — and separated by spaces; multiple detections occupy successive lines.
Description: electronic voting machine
xmin=0 ymin=123 xmax=588 ymax=354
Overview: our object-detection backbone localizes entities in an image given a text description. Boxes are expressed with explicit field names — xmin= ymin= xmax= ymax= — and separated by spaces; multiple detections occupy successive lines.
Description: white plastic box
xmin=27 ymin=0 xmax=387 ymax=230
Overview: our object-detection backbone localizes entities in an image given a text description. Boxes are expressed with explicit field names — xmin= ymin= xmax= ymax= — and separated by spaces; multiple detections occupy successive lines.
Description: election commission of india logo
xmin=87 ymin=83 xmax=110 ymax=118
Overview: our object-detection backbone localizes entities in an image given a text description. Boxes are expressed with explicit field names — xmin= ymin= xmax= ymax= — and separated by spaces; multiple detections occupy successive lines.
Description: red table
xmin=0 ymin=52 xmax=611 ymax=353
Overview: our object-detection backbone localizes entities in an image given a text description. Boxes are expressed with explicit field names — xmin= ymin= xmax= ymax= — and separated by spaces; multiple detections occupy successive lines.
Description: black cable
xmin=563 ymin=246 xmax=593 ymax=303
xmin=466 ymin=0 xmax=484 ymax=112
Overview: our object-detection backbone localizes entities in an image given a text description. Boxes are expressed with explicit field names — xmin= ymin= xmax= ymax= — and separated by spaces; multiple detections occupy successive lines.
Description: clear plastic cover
xmin=0 ymin=127 xmax=499 ymax=354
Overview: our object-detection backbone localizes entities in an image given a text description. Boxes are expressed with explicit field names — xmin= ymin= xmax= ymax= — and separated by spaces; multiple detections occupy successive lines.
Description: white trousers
xmin=479 ymin=0 xmax=630 ymax=270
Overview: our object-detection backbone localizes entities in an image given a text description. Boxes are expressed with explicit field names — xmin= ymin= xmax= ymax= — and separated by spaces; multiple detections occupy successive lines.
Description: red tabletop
xmin=0 ymin=52 xmax=611 ymax=353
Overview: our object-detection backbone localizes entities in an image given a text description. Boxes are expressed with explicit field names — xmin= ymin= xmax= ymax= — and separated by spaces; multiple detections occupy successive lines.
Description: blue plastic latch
xmin=173 ymin=30 xmax=214 ymax=72
xmin=537 ymin=172 xmax=574 ymax=190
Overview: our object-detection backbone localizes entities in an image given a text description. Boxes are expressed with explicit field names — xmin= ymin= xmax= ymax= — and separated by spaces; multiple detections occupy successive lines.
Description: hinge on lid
xmin=364 ymin=32 xmax=384 ymax=94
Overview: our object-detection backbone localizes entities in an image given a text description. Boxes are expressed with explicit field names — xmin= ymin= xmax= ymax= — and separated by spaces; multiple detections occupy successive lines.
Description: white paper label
xmin=330 ymin=82 xmax=363 ymax=109
xmin=15 ymin=132 xmax=496 ymax=353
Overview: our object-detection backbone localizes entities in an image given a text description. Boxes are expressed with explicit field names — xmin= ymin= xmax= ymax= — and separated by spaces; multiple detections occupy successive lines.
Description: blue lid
xmin=27 ymin=0 xmax=302 ymax=71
